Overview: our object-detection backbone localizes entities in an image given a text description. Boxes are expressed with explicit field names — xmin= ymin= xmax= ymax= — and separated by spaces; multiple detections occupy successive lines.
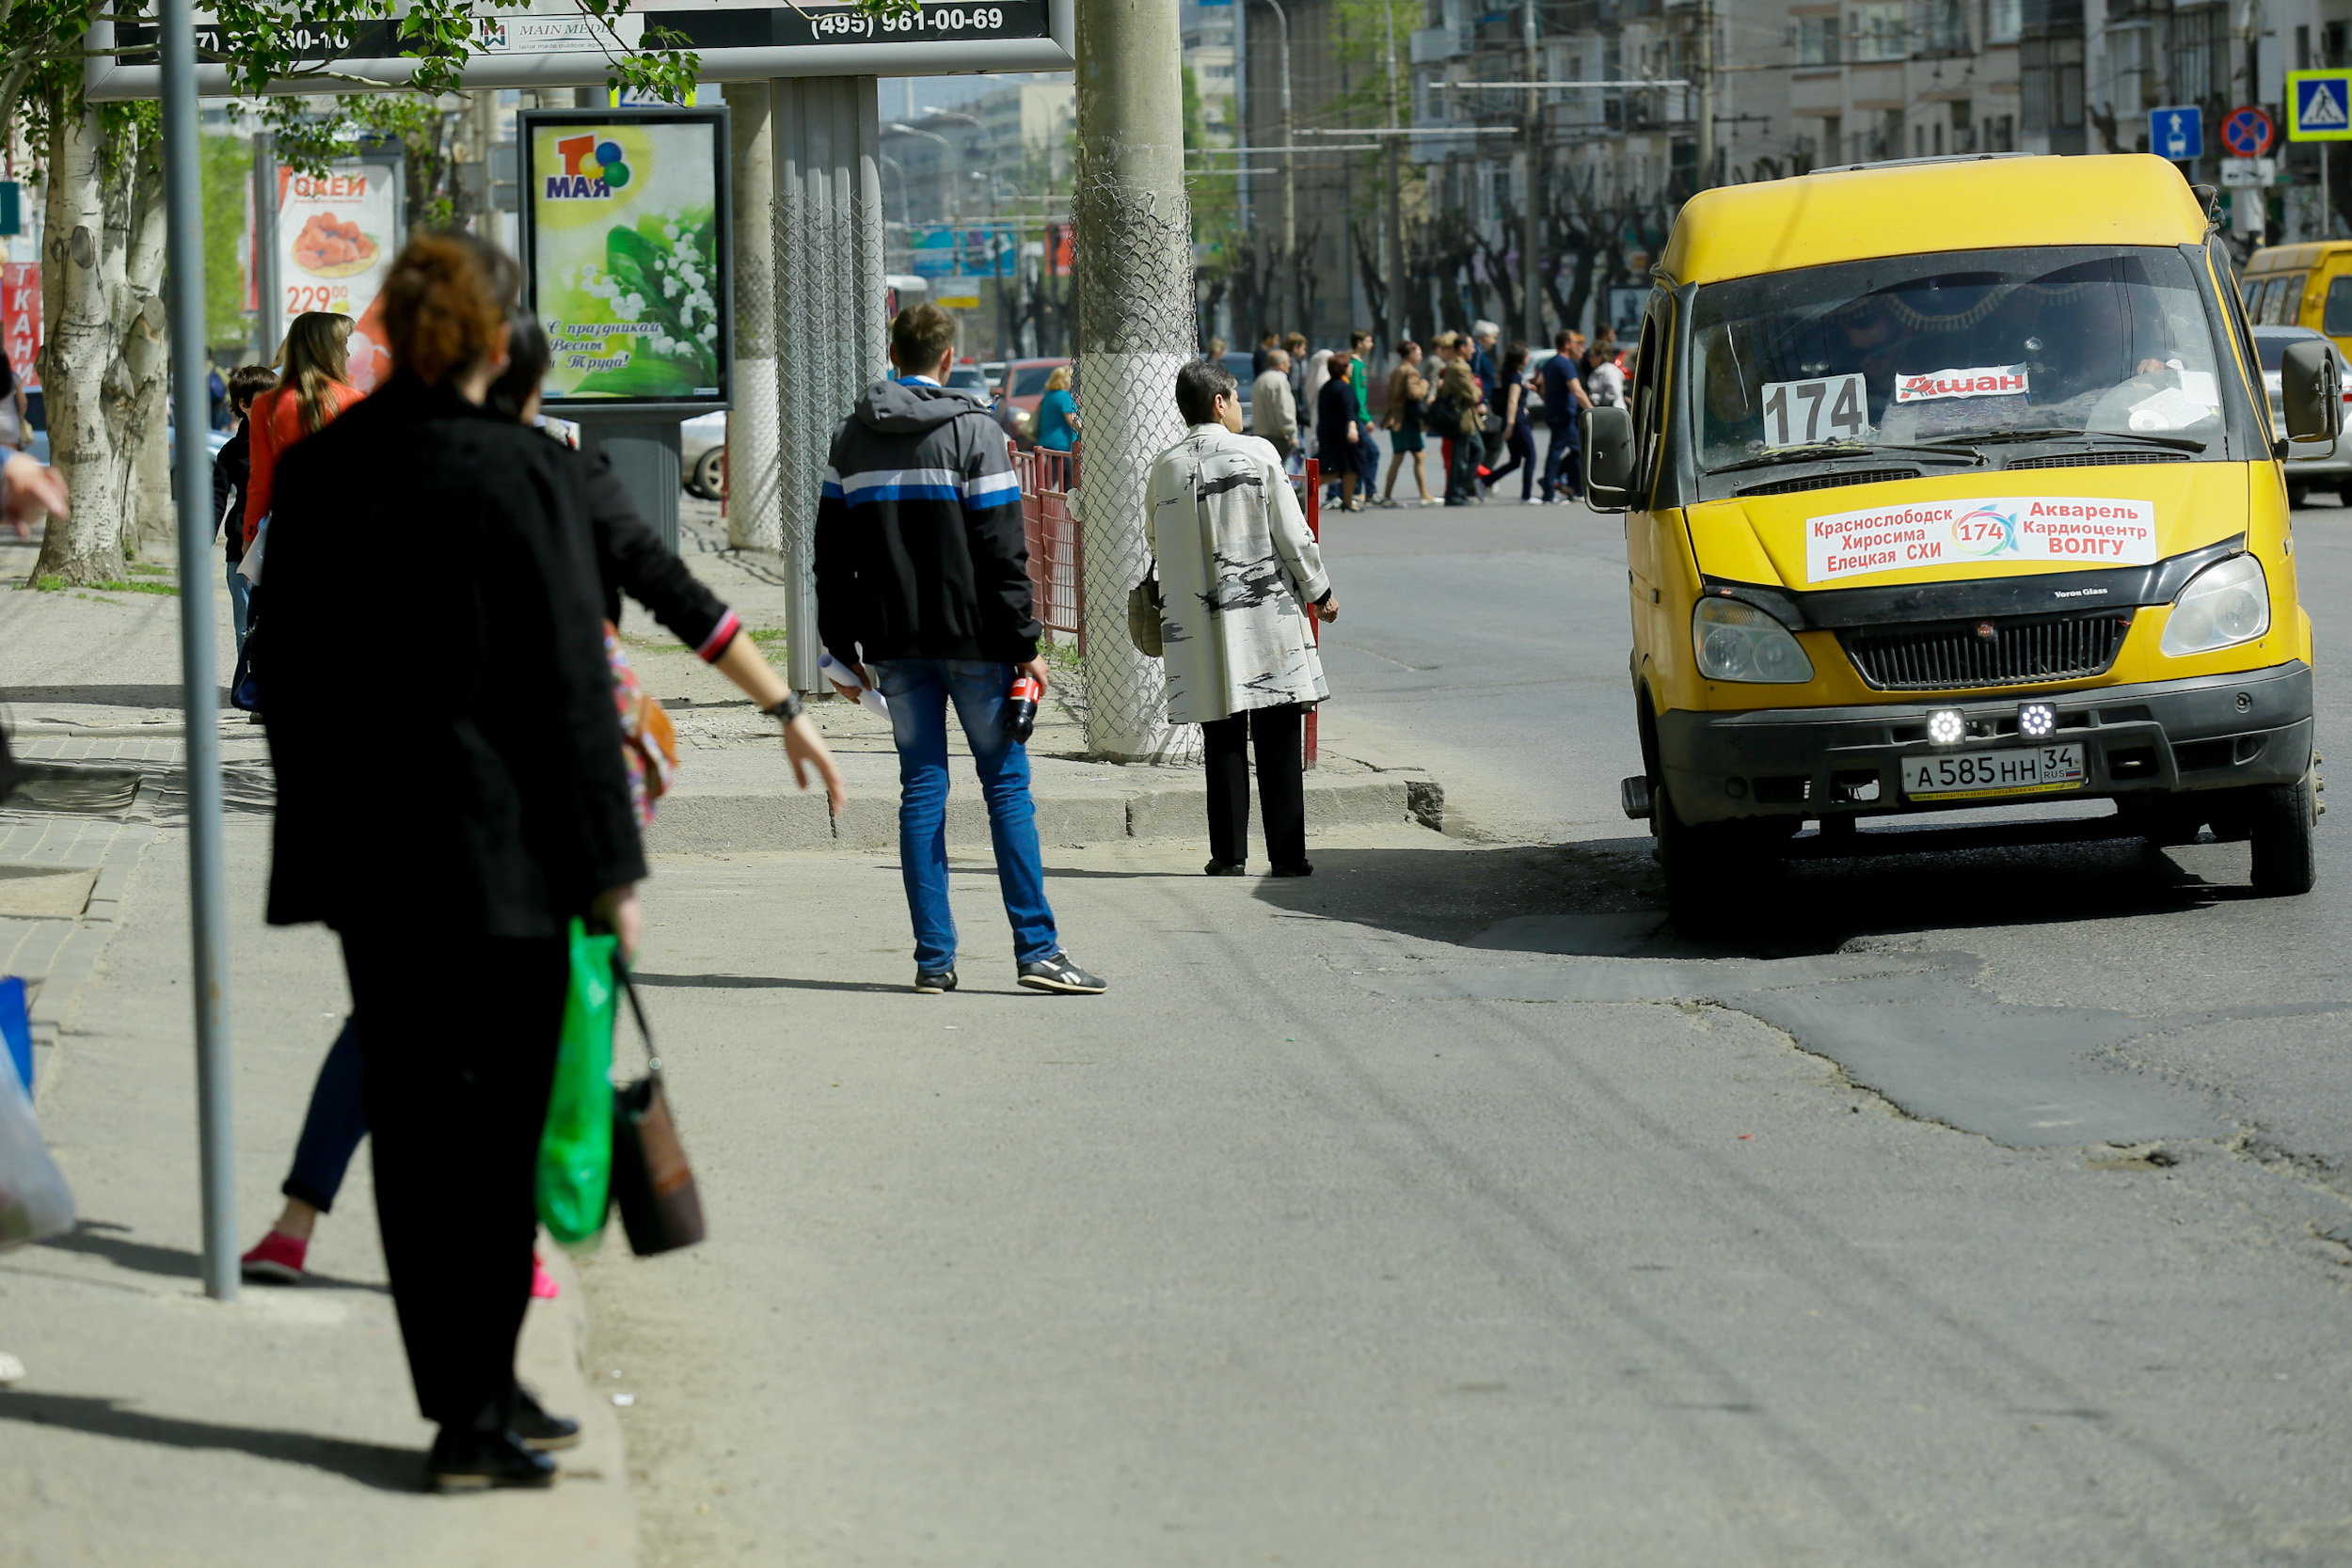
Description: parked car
xmin=2250 ymin=325 xmax=2352 ymax=506
xmin=681 ymin=409 xmax=726 ymax=499
xmin=946 ymin=362 xmax=993 ymax=406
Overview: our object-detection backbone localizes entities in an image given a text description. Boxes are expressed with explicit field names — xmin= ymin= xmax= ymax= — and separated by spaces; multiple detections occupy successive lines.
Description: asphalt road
xmin=581 ymin=493 xmax=2352 ymax=1566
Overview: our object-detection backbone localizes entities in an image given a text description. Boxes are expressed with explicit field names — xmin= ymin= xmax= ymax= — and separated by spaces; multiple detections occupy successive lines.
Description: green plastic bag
xmin=537 ymin=918 xmax=618 ymax=1246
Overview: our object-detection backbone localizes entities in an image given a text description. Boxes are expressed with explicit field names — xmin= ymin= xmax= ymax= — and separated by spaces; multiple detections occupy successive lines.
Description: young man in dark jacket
xmin=816 ymin=302 xmax=1105 ymax=996
xmin=211 ymin=363 xmax=277 ymax=653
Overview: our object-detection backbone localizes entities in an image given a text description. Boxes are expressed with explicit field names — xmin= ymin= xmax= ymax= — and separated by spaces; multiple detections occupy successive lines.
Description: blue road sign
xmin=2151 ymin=104 xmax=2202 ymax=161
xmin=2291 ymin=71 xmax=2352 ymax=141
xmin=2223 ymin=105 xmax=2276 ymax=158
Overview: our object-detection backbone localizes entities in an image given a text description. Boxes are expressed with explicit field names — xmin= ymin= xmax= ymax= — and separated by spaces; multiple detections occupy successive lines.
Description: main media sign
xmin=520 ymin=107 xmax=732 ymax=414
xmin=88 ymin=0 xmax=1073 ymax=99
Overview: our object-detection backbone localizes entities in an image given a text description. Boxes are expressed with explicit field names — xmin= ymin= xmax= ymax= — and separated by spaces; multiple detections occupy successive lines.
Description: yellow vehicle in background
xmin=2241 ymin=240 xmax=2352 ymax=354
xmin=1581 ymin=153 xmax=2337 ymax=933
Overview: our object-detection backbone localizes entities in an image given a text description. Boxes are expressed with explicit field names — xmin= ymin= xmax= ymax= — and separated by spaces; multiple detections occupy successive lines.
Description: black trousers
xmin=1200 ymin=702 xmax=1307 ymax=868
xmin=1542 ymin=420 xmax=1581 ymax=499
xmin=342 ymin=928 xmax=568 ymax=1430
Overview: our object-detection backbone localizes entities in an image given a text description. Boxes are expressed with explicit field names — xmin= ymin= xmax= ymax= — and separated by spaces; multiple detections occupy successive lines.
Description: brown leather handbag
xmin=610 ymin=965 xmax=706 ymax=1257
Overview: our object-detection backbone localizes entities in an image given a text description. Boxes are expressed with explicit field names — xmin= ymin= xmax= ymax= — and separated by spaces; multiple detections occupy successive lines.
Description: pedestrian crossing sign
xmin=2289 ymin=71 xmax=2352 ymax=141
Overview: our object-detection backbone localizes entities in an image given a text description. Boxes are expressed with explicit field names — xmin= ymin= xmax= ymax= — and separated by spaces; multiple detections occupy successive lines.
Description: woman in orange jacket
xmin=243 ymin=311 xmax=362 ymax=546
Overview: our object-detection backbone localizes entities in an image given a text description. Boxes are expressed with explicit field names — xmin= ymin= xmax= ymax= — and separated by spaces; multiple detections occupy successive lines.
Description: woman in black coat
xmin=262 ymin=232 xmax=641 ymax=1491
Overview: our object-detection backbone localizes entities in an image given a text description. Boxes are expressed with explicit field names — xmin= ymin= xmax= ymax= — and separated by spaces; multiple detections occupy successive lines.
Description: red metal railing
xmin=1011 ymin=447 xmax=1330 ymax=767
xmin=1014 ymin=447 xmax=1084 ymax=644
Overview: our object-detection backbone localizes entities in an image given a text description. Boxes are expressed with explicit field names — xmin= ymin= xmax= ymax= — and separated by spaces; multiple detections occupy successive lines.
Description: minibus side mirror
xmin=2280 ymin=339 xmax=2343 ymax=445
xmin=1583 ymin=406 xmax=1635 ymax=510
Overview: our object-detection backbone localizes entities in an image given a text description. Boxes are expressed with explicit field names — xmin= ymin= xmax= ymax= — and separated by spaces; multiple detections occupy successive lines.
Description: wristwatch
xmin=763 ymin=692 xmax=805 ymax=723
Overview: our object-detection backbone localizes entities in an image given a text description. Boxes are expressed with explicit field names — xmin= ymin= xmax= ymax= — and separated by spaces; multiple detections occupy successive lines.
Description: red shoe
xmin=240 ymin=1230 xmax=308 ymax=1284
xmin=531 ymin=1251 xmax=560 ymax=1301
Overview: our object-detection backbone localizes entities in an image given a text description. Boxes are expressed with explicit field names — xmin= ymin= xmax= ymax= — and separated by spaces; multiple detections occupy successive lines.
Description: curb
xmin=647 ymin=769 xmax=1446 ymax=853
xmin=510 ymin=1244 xmax=639 ymax=1566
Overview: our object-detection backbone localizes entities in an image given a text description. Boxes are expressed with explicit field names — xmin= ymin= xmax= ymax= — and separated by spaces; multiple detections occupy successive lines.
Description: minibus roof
xmin=1658 ymin=153 xmax=2210 ymax=288
xmin=2244 ymin=241 xmax=2352 ymax=274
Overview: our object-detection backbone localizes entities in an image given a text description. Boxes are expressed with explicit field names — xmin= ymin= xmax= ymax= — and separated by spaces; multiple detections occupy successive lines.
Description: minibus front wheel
xmin=1655 ymin=783 xmax=1774 ymax=938
xmin=2248 ymin=762 xmax=2320 ymax=896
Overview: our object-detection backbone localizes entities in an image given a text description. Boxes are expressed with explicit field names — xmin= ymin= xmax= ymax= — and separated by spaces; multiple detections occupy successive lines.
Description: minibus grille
xmin=2005 ymin=451 xmax=2184 ymax=471
xmin=1735 ymin=468 xmax=1920 ymax=497
xmin=1840 ymin=610 xmax=2134 ymax=690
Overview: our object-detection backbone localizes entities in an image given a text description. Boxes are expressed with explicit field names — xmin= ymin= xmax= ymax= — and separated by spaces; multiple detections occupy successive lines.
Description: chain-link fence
xmin=1073 ymin=165 xmax=1199 ymax=763
xmin=771 ymin=79 xmax=888 ymax=694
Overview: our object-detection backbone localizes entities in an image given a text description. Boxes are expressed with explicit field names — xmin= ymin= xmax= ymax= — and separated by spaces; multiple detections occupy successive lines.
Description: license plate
xmin=1901 ymin=744 xmax=2087 ymax=800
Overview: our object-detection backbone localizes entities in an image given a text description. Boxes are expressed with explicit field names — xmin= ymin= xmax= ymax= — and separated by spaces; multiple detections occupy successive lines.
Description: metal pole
xmin=252 ymin=133 xmax=278 ymax=364
xmin=1234 ymin=0 xmax=1251 ymax=238
xmin=774 ymin=78 xmax=886 ymax=698
xmin=1263 ymin=0 xmax=1298 ymax=330
xmin=1074 ymin=0 xmax=1192 ymax=760
xmin=1695 ymin=0 xmax=1715 ymax=190
xmin=1385 ymin=0 xmax=1406 ymax=338
xmin=163 ymin=0 xmax=235 ymax=1304
xmin=723 ymin=82 xmax=782 ymax=553
xmin=1521 ymin=0 xmax=1543 ymax=345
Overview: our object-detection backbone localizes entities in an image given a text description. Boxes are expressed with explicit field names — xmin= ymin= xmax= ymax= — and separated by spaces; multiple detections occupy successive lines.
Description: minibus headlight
xmin=1692 ymin=597 xmax=1814 ymax=684
xmin=2160 ymin=555 xmax=2270 ymax=657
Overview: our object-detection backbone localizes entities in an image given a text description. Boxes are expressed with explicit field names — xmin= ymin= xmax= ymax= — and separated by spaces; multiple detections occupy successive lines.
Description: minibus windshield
xmin=1688 ymin=246 xmax=2229 ymax=473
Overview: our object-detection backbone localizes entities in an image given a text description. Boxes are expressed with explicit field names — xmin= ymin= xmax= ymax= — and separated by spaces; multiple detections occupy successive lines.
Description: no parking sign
xmin=2223 ymin=105 xmax=2276 ymax=158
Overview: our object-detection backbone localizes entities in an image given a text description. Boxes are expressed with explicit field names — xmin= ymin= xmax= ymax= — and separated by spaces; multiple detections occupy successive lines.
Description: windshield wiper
xmin=1710 ymin=439 xmax=1983 ymax=477
xmin=1927 ymin=427 xmax=2208 ymax=452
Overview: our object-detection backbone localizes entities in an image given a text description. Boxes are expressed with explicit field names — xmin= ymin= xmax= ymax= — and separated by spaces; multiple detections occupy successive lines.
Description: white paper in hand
xmin=818 ymin=651 xmax=890 ymax=719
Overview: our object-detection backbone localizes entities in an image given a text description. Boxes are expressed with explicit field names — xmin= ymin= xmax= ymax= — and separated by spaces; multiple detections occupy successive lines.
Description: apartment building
xmin=1220 ymin=0 xmax=2347 ymax=347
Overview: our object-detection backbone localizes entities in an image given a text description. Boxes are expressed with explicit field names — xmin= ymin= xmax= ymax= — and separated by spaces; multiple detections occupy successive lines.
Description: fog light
xmin=2018 ymin=703 xmax=2056 ymax=738
xmin=1928 ymin=708 xmax=1965 ymax=746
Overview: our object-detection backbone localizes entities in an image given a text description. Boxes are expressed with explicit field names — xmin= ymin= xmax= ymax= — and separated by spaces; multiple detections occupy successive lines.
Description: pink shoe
xmin=240 ymin=1230 xmax=308 ymax=1284
xmin=530 ymin=1251 xmax=560 ymax=1300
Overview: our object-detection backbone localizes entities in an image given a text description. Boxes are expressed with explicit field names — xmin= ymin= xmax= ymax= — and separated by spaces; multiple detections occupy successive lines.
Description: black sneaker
xmin=914 ymin=968 xmax=958 ymax=994
xmin=510 ymin=1386 xmax=580 ymax=1452
xmin=1268 ymin=862 xmax=1314 ymax=878
xmin=1203 ymin=859 xmax=1247 ymax=877
xmin=1017 ymin=952 xmax=1107 ymax=994
xmin=425 ymin=1426 xmax=558 ymax=1492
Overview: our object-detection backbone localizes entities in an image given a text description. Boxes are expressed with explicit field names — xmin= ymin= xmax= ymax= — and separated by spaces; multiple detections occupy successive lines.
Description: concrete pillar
xmin=723 ymin=81 xmax=782 ymax=553
xmin=772 ymin=77 xmax=887 ymax=696
xmin=1073 ymin=0 xmax=1195 ymax=760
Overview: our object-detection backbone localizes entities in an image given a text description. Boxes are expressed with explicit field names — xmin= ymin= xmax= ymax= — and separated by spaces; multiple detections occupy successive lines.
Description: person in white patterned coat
xmin=1146 ymin=358 xmax=1340 ymax=877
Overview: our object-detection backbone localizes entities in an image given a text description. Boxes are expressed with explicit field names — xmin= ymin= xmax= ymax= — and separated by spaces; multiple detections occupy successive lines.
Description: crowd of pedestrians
xmin=1236 ymin=321 xmax=1630 ymax=510
xmin=156 ymin=226 xmax=1629 ymax=1497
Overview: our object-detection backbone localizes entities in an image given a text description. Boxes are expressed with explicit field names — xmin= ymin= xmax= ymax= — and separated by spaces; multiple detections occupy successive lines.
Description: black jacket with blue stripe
xmin=814 ymin=376 xmax=1038 ymax=667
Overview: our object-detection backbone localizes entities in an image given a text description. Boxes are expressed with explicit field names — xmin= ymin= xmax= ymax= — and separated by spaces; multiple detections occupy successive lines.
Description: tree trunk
xmin=115 ymin=134 xmax=171 ymax=558
xmin=33 ymin=98 xmax=121 ymax=586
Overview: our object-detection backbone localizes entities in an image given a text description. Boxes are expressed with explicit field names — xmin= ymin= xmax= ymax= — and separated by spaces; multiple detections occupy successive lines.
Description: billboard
xmin=520 ymin=107 xmax=733 ymax=412
xmin=909 ymin=224 xmax=1014 ymax=278
xmin=276 ymin=161 xmax=400 ymax=392
xmin=88 ymin=2 xmax=1073 ymax=100
xmin=1 ymin=263 xmax=39 ymax=392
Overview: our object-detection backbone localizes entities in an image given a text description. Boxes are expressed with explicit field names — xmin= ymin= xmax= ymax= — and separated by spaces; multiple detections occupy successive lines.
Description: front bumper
xmin=1654 ymin=662 xmax=2313 ymax=826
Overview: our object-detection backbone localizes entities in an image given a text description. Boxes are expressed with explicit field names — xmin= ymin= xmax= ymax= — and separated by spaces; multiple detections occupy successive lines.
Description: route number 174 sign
xmin=1761 ymin=372 xmax=1867 ymax=448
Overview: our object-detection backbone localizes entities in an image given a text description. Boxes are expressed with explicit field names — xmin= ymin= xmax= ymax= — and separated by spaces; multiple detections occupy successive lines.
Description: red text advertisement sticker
xmin=1893 ymin=364 xmax=2029 ymax=404
xmin=1804 ymin=496 xmax=2158 ymax=583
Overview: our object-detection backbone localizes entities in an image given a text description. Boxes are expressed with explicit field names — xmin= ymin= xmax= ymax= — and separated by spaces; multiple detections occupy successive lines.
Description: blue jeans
xmin=225 ymin=556 xmax=251 ymax=651
xmin=1542 ymin=421 xmax=1581 ymax=499
xmin=284 ymin=1017 xmax=367 ymax=1212
xmin=872 ymin=659 xmax=1058 ymax=971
